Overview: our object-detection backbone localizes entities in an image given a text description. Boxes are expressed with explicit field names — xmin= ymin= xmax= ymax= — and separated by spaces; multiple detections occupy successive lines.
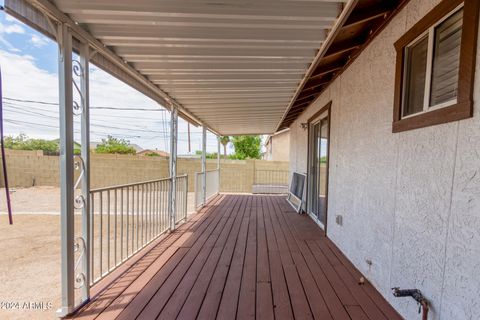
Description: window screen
xmin=430 ymin=9 xmax=463 ymax=106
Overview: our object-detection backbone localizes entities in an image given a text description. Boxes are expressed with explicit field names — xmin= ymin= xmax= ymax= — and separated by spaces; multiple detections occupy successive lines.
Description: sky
xmin=0 ymin=7 xmax=228 ymax=155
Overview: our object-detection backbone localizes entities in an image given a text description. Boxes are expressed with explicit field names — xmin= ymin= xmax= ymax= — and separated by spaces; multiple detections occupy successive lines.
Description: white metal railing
xmin=195 ymin=169 xmax=220 ymax=209
xmin=175 ymin=175 xmax=188 ymax=224
xmin=252 ymin=169 xmax=289 ymax=194
xmin=254 ymin=169 xmax=289 ymax=185
xmin=89 ymin=175 xmax=187 ymax=285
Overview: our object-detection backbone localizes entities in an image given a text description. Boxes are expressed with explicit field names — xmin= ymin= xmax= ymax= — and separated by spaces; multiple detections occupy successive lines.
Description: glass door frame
xmin=306 ymin=101 xmax=331 ymax=232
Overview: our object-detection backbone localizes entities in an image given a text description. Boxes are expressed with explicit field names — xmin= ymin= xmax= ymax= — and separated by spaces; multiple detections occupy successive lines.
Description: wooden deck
xmin=72 ymin=194 xmax=403 ymax=320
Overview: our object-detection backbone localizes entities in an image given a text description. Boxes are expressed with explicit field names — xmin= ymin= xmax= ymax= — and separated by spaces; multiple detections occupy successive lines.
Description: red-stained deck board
xmin=71 ymin=194 xmax=403 ymax=320
xmin=177 ymin=195 xmax=246 ymax=319
xmin=262 ymin=196 xmax=294 ymax=320
xmin=215 ymin=196 xmax=252 ymax=320
xmin=237 ymin=198 xmax=257 ymax=320
xmin=265 ymin=196 xmax=313 ymax=320
xmin=255 ymin=197 xmax=275 ymax=320
xmin=158 ymin=196 xmax=242 ymax=319
xmin=135 ymin=194 xmax=237 ymax=320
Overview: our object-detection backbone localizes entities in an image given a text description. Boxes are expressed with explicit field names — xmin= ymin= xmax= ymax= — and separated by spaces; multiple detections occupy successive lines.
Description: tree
xmin=230 ymin=135 xmax=262 ymax=160
xmin=219 ymin=136 xmax=230 ymax=159
xmin=95 ymin=136 xmax=136 ymax=155
xmin=4 ymin=134 xmax=60 ymax=155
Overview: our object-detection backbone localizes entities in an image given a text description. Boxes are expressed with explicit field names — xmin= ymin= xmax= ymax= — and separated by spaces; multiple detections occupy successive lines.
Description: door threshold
xmin=307 ymin=211 xmax=325 ymax=230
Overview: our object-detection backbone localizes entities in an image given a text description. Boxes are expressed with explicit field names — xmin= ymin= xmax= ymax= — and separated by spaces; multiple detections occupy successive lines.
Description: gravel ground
xmin=0 ymin=187 xmax=196 ymax=319
xmin=0 ymin=186 xmax=61 ymax=215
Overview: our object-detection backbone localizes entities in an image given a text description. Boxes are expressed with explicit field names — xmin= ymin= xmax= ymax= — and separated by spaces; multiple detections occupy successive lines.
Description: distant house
xmin=263 ymin=129 xmax=290 ymax=161
xmin=137 ymin=149 xmax=169 ymax=157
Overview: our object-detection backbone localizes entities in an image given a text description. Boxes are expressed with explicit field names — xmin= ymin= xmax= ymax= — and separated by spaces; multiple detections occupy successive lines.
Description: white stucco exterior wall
xmin=267 ymin=130 xmax=290 ymax=162
xmin=289 ymin=1 xmax=480 ymax=319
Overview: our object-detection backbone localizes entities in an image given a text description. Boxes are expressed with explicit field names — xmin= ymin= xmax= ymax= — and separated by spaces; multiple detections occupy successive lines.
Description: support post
xmin=57 ymin=24 xmax=91 ymax=316
xmin=217 ymin=136 xmax=221 ymax=170
xmin=217 ymin=136 xmax=221 ymax=193
xmin=79 ymin=41 xmax=90 ymax=303
xmin=168 ymin=107 xmax=178 ymax=231
xmin=58 ymin=23 xmax=75 ymax=317
xmin=202 ymin=126 xmax=207 ymax=206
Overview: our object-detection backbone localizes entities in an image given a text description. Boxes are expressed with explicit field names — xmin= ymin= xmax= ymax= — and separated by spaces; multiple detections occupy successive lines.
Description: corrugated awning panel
xmin=6 ymin=0 xmax=345 ymax=135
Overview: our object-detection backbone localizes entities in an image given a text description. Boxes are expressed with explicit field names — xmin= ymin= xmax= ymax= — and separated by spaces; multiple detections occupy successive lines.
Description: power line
xmin=3 ymin=117 xmax=206 ymax=137
xmin=3 ymin=97 xmax=168 ymax=112
xmin=4 ymin=119 xmax=142 ymax=139
xmin=3 ymin=103 xmax=198 ymax=135
xmin=2 ymin=97 xmax=219 ymax=149
xmin=4 ymin=101 xmax=172 ymax=123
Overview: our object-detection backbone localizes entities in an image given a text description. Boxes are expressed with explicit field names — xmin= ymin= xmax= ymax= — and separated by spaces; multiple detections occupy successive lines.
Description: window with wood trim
xmin=393 ymin=0 xmax=479 ymax=133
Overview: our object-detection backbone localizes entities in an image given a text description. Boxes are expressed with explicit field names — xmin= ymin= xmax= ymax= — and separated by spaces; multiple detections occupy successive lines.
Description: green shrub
xmin=95 ymin=136 xmax=136 ymax=155
xmin=4 ymin=134 xmax=59 ymax=155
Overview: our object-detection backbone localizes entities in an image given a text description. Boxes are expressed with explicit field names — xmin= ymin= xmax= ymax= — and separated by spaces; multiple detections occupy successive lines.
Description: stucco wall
xmin=289 ymin=1 xmax=480 ymax=319
xmin=269 ymin=130 xmax=291 ymax=162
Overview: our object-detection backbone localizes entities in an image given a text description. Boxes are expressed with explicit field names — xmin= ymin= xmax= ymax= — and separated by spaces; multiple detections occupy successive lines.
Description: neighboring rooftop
xmin=137 ymin=149 xmax=170 ymax=157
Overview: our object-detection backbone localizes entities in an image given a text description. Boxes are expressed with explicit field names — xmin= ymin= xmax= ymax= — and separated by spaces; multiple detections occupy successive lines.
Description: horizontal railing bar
xmin=195 ymin=169 xmax=220 ymax=175
xmin=90 ymin=175 xmax=187 ymax=193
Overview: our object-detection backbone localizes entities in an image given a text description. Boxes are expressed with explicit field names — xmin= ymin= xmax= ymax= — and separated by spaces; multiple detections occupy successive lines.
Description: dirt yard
xmin=0 ymin=187 xmax=196 ymax=319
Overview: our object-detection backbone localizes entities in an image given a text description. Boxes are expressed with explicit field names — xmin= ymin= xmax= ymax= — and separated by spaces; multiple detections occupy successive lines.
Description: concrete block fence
xmin=0 ymin=150 xmax=289 ymax=193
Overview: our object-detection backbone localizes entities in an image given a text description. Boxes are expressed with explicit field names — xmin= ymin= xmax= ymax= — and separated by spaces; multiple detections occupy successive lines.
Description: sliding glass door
xmin=308 ymin=112 xmax=329 ymax=228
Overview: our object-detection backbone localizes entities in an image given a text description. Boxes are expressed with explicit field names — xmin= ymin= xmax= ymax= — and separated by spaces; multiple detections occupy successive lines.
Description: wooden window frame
xmin=392 ymin=0 xmax=479 ymax=133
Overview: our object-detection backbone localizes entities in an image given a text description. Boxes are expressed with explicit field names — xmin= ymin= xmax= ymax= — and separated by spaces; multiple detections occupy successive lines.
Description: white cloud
xmin=0 ymin=20 xmax=26 ymax=52
xmin=0 ymin=50 xmax=57 ymax=100
xmin=29 ymin=34 xmax=49 ymax=47
xmin=0 ymin=36 xmax=15 ymax=51
xmin=5 ymin=15 xmax=18 ymax=23
xmin=0 ymin=22 xmax=25 ymax=34
xmin=0 ymin=49 xmax=218 ymax=153
xmin=0 ymin=50 xmax=58 ymax=141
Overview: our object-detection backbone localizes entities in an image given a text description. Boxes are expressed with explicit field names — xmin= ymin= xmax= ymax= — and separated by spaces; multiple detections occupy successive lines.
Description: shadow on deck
xmin=70 ymin=194 xmax=403 ymax=320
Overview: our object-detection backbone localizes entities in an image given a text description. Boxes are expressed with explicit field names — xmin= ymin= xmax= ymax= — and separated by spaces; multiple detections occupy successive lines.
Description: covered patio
xmin=70 ymin=194 xmax=402 ymax=320
xmin=1 ymin=0 xmax=415 ymax=318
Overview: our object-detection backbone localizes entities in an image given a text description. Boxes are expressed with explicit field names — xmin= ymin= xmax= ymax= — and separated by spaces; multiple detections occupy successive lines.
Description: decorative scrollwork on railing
xmin=74 ymin=195 xmax=85 ymax=209
xmin=73 ymin=156 xmax=86 ymax=209
xmin=72 ymin=60 xmax=84 ymax=77
xmin=72 ymin=59 xmax=84 ymax=116
xmin=73 ymin=100 xmax=83 ymax=116
xmin=73 ymin=236 xmax=86 ymax=289
xmin=73 ymin=155 xmax=85 ymax=189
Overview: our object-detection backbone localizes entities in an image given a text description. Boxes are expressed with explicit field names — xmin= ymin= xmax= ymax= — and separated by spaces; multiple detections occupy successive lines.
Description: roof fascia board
xmin=274 ymin=0 xmax=358 ymax=132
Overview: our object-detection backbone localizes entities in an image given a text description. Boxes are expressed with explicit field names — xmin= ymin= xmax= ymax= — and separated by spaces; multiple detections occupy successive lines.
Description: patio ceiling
xmin=5 ymin=0 xmax=349 ymax=135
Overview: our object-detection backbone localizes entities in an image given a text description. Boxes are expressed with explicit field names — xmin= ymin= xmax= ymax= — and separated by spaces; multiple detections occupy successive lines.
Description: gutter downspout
xmin=275 ymin=0 xmax=359 ymax=132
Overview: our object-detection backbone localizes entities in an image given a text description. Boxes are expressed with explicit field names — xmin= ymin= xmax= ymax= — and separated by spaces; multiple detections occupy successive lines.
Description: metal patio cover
xmin=6 ymin=0 xmax=347 ymax=135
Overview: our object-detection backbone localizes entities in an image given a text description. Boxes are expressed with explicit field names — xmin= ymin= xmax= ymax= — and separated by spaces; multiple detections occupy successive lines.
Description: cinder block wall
xmin=0 ymin=150 xmax=289 ymax=193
